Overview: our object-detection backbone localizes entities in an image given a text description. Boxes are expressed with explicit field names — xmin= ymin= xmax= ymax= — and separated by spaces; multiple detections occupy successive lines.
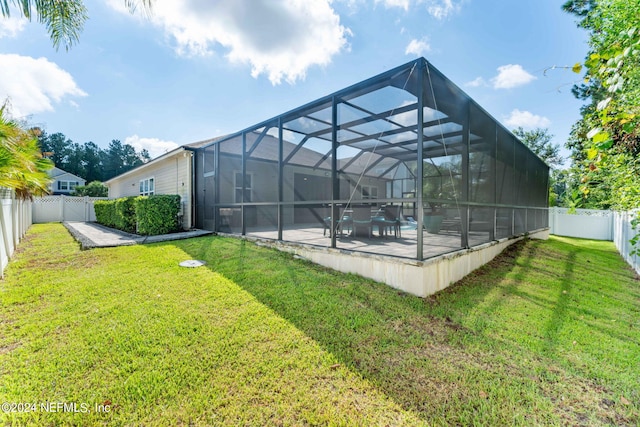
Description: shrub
xmin=114 ymin=196 xmax=137 ymax=233
xmin=135 ymin=195 xmax=181 ymax=236
xmin=94 ymin=200 xmax=116 ymax=228
xmin=72 ymin=181 xmax=108 ymax=197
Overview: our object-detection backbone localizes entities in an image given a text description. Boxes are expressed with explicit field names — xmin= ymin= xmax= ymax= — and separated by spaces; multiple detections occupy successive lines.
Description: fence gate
xmin=33 ymin=196 xmax=107 ymax=223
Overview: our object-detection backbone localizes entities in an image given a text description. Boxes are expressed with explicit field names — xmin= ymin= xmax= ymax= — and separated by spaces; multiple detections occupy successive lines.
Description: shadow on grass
xmin=465 ymin=237 xmax=577 ymax=355
xmin=543 ymin=246 xmax=576 ymax=355
xmin=173 ymin=237 xmax=527 ymax=418
xmin=174 ymin=235 xmax=637 ymax=424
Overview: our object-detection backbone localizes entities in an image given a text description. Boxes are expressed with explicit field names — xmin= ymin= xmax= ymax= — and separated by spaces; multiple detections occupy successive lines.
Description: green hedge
xmin=135 ymin=195 xmax=181 ymax=236
xmin=94 ymin=200 xmax=116 ymax=228
xmin=115 ymin=197 xmax=137 ymax=233
xmin=94 ymin=194 xmax=182 ymax=236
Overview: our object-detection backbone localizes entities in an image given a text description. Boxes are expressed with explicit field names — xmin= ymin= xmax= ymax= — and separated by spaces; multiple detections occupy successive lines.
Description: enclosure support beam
xmin=240 ymin=133 xmax=247 ymax=235
xmin=416 ymin=60 xmax=425 ymax=260
xmin=491 ymin=125 xmax=497 ymax=240
xmin=214 ymin=143 xmax=220 ymax=232
xmin=331 ymin=96 xmax=339 ymax=249
xmin=460 ymin=101 xmax=470 ymax=249
xmin=278 ymin=118 xmax=284 ymax=241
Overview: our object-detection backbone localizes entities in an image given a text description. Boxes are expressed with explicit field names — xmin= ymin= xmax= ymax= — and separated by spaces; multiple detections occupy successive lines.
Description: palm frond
xmin=1 ymin=0 xmax=32 ymax=18
xmin=36 ymin=0 xmax=88 ymax=50
xmin=2 ymin=0 xmax=153 ymax=49
xmin=0 ymin=104 xmax=53 ymax=199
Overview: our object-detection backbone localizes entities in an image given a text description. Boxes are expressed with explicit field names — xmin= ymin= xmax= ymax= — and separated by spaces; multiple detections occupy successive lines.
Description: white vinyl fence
xmin=550 ymin=207 xmax=639 ymax=275
xmin=32 ymin=195 xmax=107 ymax=223
xmin=549 ymin=208 xmax=613 ymax=240
xmin=613 ymin=210 xmax=639 ymax=275
xmin=1 ymin=191 xmax=32 ymax=278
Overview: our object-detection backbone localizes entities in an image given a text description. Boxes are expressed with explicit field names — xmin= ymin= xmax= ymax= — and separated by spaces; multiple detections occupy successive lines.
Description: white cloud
xmin=427 ymin=0 xmax=459 ymax=19
xmin=340 ymin=0 xmax=367 ymax=13
xmin=405 ymin=37 xmax=431 ymax=56
xmin=107 ymin=0 xmax=350 ymax=85
xmin=465 ymin=77 xmax=487 ymax=88
xmin=266 ymin=127 xmax=299 ymax=143
xmin=503 ymin=109 xmax=551 ymax=129
xmin=0 ymin=54 xmax=87 ymax=117
xmin=375 ymin=0 xmax=460 ymax=18
xmin=0 ymin=15 xmax=26 ymax=38
xmin=124 ymin=135 xmax=180 ymax=159
xmin=491 ymin=64 xmax=536 ymax=89
xmin=376 ymin=0 xmax=411 ymax=11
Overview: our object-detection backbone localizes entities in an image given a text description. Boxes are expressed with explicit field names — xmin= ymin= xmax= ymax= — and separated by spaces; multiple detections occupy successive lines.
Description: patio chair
xmin=323 ymin=215 xmax=352 ymax=237
xmin=351 ymin=205 xmax=373 ymax=238
xmin=383 ymin=205 xmax=402 ymax=238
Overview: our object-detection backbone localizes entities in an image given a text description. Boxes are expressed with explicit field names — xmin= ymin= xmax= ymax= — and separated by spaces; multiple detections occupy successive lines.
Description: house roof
xmin=104 ymin=146 xmax=188 ymax=184
xmin=184 ymin=135 xmax=229 ymax=149
xmin=212 ymin=131 xmax=398 ymax=180
xmin=48 ymin=167 xmax=86 ymax=182
xmin=105 ymin=135 xmax=230 ymax=184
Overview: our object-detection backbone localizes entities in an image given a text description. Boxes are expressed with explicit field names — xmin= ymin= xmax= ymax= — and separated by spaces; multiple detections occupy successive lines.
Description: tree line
xmin=516 ymin=1 xmax=639 ymax=211
xmin=37 ymin=131 xmax=150 ymax=183
xmin=560 ymin=0 xmax=640 ymax=211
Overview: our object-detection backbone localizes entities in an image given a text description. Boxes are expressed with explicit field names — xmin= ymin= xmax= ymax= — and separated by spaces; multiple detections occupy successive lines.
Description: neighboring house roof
xmin=48 ymin=167 xmax=85 ymax=183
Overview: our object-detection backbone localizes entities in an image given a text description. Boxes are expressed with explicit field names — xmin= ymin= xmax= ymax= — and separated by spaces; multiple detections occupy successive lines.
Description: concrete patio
xmin=63 ymin=221 xmax=213 ymax=249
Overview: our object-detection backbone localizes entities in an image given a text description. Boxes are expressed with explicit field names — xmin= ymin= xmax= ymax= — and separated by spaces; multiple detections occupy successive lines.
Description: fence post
xmin=608 ymin=210 xmax=613 ymax=241
xmin=0 ymin=199 xmax=10 ymax=278
xmin=11 ymin=197 xmax=18 ymax=248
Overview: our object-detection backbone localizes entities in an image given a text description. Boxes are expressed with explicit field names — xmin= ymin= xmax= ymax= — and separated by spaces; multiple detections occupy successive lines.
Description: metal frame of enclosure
xmin=195 ymin=58 xmax=549 ymax=261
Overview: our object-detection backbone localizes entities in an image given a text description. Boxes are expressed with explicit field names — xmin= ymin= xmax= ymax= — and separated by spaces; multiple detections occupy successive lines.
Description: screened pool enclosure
xmin=194 ymin=58 xmax=549 ymax=261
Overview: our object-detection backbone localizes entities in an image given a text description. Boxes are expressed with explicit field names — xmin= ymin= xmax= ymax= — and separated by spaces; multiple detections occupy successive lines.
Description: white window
xmin=234 ymin=172 xmax=252 ymax=203
xmin=57 ymin=181 xmax=79 ymax=191
xmin=362 ymin=185 xmax=378 ymax=199
xmin=139 ymin=177 xmax=155 ymax=196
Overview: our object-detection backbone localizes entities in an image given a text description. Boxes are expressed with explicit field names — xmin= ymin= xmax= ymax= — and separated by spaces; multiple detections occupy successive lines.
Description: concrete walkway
xmin=63 ymin=221 xmax=213 ymax=249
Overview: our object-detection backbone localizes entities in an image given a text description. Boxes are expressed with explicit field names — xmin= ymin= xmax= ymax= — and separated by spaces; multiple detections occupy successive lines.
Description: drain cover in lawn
xmin=179 ymin=260 xmax=207 ymax=268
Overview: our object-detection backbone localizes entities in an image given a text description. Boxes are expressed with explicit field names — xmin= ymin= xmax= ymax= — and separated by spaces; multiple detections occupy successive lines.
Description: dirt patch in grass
xmin=0 ymin=342 xmax=20 ymax=355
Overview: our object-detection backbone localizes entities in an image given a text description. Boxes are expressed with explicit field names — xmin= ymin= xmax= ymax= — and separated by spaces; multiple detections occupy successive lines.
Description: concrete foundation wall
xmin=245 ymin=228 xmax=550 ymax=298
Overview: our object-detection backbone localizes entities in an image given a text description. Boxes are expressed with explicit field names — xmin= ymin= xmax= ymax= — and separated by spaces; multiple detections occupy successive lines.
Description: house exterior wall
xmin=107 ymin=151 xmax=193 ymax=230
xmin=214 ymin=153 xmax=390 ymax=228
xmin=48 ymin=168 xmax=86 ymax=195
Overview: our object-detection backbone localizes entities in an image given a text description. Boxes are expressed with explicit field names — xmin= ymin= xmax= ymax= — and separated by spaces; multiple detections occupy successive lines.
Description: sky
xmin=0 ymin=0 xmax=589 ymax=163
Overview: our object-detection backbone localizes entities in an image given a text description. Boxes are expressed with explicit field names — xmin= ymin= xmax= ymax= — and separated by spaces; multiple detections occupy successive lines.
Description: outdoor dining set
xmin=323 ymin=205 xmax=402 ymax=239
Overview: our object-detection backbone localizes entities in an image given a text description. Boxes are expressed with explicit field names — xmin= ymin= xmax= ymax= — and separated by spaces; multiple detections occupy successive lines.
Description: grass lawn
xmin=1 ymin=223 xmax=639 ymax=426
